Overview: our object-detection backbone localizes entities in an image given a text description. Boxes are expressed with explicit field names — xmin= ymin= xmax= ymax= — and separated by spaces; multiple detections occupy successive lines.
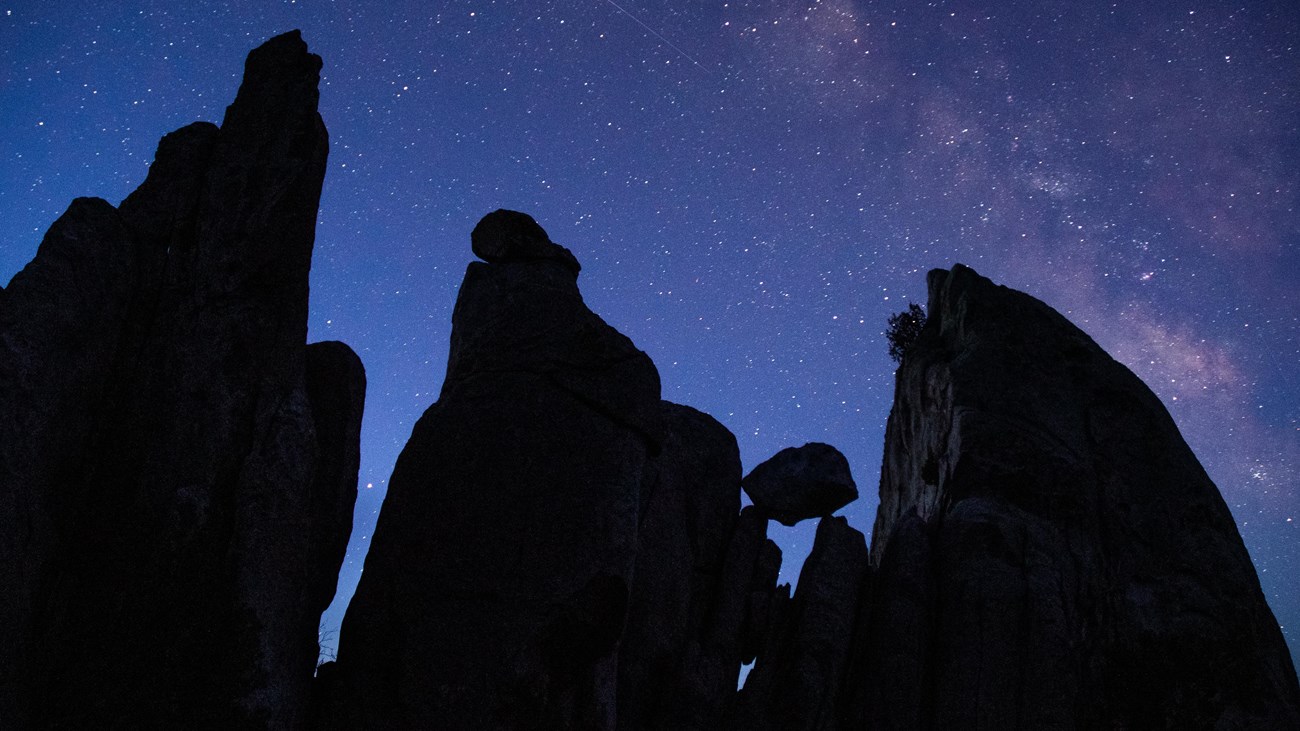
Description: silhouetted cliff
xmin=847 ymin=264 xmax=1300 ymax=728
xmin=0 ymin=31 xmax=363 ymax=728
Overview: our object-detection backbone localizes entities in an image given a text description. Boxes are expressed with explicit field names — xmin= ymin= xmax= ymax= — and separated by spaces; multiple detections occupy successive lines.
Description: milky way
xmin=2 ymin=0 xmax=1296 ymax=664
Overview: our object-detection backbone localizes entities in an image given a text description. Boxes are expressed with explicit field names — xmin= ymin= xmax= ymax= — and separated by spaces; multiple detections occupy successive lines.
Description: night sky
xmin=3 ymin=1 xmax=1297 ymax=666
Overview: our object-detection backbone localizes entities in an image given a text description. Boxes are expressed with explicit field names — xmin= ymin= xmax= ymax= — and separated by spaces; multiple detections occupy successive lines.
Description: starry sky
xmin=2 ymin=0 xmax=1297 ymax=666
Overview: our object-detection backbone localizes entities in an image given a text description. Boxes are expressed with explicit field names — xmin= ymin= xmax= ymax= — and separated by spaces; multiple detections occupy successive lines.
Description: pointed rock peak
xmin=926 ymin=261 xmax=973 ymax=288
xmin=243 ymin=29 xmax=322 ymax=83
xmin=742 ymin=442 xmax=858 ymax=526
xmin=924 ymin=263 xmax=985 ymax=328
xmin=921 ymin=262 xmax=1102 ymax=361
xmin=928 ymin=261 xmax=993 ymax=296
xmin=222 ymin=30 xmax=323 ymax=131
xmin=471 ymin=209 xmax=581 ymax=274
xmin=0 ymin=30 xmax=352 ymax=727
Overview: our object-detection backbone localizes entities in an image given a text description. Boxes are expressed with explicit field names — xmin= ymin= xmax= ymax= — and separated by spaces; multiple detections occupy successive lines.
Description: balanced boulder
xmin=742 ymin=443 xmax=858 ymax=526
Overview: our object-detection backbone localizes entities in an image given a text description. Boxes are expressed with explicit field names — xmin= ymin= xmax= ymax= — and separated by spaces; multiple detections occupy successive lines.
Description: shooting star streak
xmin=602 ymin=0 xmax=711 ymax=74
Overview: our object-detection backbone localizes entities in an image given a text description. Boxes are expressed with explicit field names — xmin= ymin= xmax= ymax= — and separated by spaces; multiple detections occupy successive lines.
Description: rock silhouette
xmin=325 ymin=230 xmax=1298 ymax=729
xmin=849 ymin=264 xmax=1300 ymax=729
xmin=731 ymin=516 xmax=868 ymax=731
xmin=0 ymin=31 xmax=363 ymax=728
xmin=615 ymin=402 xmax=741 ymax=730
xmin=472 ymin=208 xmax=582 ymax=274
xmin=3 ymin=31 xmax=1297 ymax=731
xmin=326 ymin=212 xmax=795 ymax=731
xmin=328 ymin=209 xmax=664 ymax=729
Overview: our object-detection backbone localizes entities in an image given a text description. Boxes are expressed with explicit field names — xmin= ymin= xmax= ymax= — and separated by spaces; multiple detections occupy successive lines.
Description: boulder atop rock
xmin=329 ymin=210 xmax=658 ymax=729
xmin=741 ymin=442 xmax=858 ymax=526
xmin=471 ymin=208 xmax=581 ymax=274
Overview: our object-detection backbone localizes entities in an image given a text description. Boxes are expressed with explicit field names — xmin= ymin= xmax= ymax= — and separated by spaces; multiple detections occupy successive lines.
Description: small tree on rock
xmin=886 ymin=302 xmax=927 ymax=363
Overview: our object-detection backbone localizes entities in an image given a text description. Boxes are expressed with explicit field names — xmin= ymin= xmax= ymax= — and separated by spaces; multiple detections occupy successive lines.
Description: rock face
xmin=732 ymin=516 xmax=868 ymax=731
xmin=0 ymin=31 xmax=363 ymax=728
xmin=853 ymin=264 xmax=1300 ymax=728
xmin=323 ymin=247 xmax=1297 ymax=728
xmin=717 ymin=508 xmax=785 ymax=691
xmin=330 ymin=210 xmax=663 ymax=729
xmin=9 ymin=32 xmax=1292 ymax=730
xmin=622 ymin=502 xmax=785 ymax=731
xmin=328 ymin=211 xmax=799 ymax=731
xmin=742 ymin=442 xmax=858 ymax=526
xmin=615 ymin=402 xmax=740 ymax=731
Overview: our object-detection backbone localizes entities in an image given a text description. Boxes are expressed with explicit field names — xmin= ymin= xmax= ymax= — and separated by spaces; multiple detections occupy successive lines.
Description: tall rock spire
xmin=0 ymin=31 xmax=363 ymax=728
xmin=329 ymin=209 xmax=663 ymax=729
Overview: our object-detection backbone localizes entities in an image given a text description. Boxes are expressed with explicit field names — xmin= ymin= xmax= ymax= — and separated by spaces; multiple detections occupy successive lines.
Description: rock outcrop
xmin=324 ymin=246 xmax=1298 ymax=729
xmin=7 ymin=30 xmax=1295 ymax=730
xmin=327 ymin=212 xmax=798 ymax=731
xmin=851 ymin=264 xmax=1300 ymax=728
xmin=717 ymin=507 xmax=785 ymax=692
xmin=615 ymin=402 xmax=740 ymax=731
xmin=742 ymin=442 xmax=858 ymax=526
xmin=731 ymin=516 xmax=868 ymax=731
xmin=329 ymin=210 xmax=664 ymax=729
xmin=0 ymin=31 xmax=363 ymax=728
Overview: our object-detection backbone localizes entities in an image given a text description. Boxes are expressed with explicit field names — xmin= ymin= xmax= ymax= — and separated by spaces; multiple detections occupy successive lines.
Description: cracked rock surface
xmin=852 ymin=264 xmax=1300 ymax=729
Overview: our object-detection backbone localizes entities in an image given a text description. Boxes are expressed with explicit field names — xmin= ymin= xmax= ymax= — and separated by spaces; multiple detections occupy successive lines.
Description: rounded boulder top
xmin=471 ymin=209 xmax=581 ymax=274
xmin=742 ymin=442 xmax=858 ymax=526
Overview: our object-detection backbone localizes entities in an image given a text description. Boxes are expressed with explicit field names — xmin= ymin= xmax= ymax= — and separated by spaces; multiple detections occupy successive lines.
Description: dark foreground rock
xmin=323 ymin=251 xmax=1297 ymax=729
xmin=0 ymin=31 xmax=363 ymax=728
xmin=328 ymin=210 xmax=663 ymax=729
xmin=851 ymin=264 xmax=1300 ymax=729
xmin=615 ymin=402 xmax=741 ymax=731
xmin=742 ymin=442 xmax=858 ymax=526
xmin=8 ymin=31 xmax=1293 ymax=731
xmin=326 ymin=211 xmax=801 ymax=731
xmin=732 ymin=516 xmax=868 ymax=731
xmin=472 ymin=208 xmax=581 ymax=273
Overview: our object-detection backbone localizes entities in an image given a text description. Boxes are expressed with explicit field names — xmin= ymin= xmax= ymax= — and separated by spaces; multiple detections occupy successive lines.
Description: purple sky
xmin=2 ymin=0 xmax=1296 ymax=665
